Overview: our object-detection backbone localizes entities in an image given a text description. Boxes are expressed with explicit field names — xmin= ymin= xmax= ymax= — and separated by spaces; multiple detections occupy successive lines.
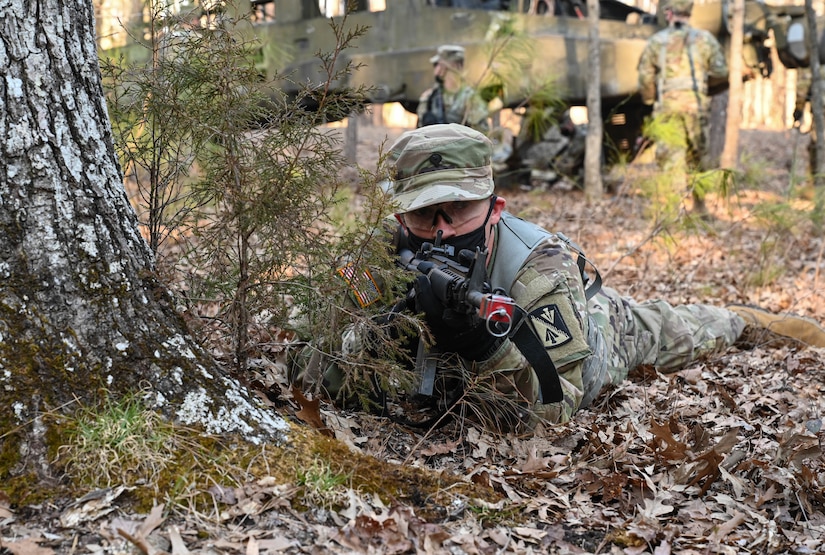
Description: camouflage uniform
xmin=794 ymin=68 xmax=821 ymax=175
xmin=294 ymin=124 xmax=746 ymax=432
xmin=417 ymin=45 xmax=490 ymax=132
xmin=637 ymin=0 xmax=728 ymax=192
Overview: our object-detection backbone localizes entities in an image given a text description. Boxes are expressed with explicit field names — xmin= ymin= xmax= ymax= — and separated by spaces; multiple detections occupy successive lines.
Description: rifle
xmin=419 ymin=84 xmax=447 ymax=127
xmin=397 ymin=242 xmax=515 ymax=336
xmin=397 ymin=238 xmax=563 ymax=404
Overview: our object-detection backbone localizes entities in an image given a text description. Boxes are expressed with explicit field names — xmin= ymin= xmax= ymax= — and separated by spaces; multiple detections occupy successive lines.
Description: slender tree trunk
xmin=345 ymin=113 xmax=359 ymax=164
xmin=0 ymin=0 xmax=285 ymax=485
xmin=708 ymin=92 xmax=728 ymax=167
xmin=806 ymin=0 xmax=825 ymax=199
xmin=720 ymin=0 xmax=744 ymax=169
xmin=584 ymin=0 xmax=603 ymax=199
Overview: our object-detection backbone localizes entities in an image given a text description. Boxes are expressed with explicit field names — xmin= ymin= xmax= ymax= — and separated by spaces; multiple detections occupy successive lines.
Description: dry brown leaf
xmin=600 ymin=472 xmax=629 ymax=503
xmin=420 ymin=438 xmax=461 ymax=456
xmin=59 ymin=486 xmax=130 ymax=528
xmin=517 ymin=449 xmax=554 ymax=473
xmin=1 ymin=538 xmax=55 ymax=555
xmin=291 ymin=386 xmax=333 ymax=436
xmin=649 ymin=419 xmax=688 ymax=461
xmin=709 ymin=510 xmax=747 ymax=542
xmin=334 ymin=515 xmax=414 ymax=554
xmin=168 ymin=525 xmax=191 ymax=555
xmin=138 ymin=504 xmax=166 ymax=538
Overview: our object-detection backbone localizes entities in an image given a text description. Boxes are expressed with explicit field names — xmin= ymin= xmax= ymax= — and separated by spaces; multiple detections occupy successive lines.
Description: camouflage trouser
xmin=576 ymin=284 xmax=745 ymax=407
xmin=807 ymin=131 xmax=818 ymax=177
xmin=652 ymin=109 xmax=709 ymax=199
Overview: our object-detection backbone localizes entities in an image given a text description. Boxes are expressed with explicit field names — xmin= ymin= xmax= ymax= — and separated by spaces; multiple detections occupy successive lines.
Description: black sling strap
xmin=556 ymin=232 xmax=602 ymax=301
xmin=508 ymin=312 xmax=564 ymax=404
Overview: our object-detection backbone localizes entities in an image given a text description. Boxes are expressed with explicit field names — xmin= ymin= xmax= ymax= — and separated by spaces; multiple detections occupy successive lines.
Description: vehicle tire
xmin=399 ymin=99 xmax=419 ymax=114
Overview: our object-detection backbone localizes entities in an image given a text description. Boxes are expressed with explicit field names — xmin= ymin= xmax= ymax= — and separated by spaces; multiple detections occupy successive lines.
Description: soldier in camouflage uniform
xmin=793 ymin=68 xmax=821 ymax=176
xmin=417 ymin=45 xmax=490 ymax=132
xmin=294 ymin=125 xmax=825 ymax=434
xmin=637 ymin=0 xmax=728 ymax=212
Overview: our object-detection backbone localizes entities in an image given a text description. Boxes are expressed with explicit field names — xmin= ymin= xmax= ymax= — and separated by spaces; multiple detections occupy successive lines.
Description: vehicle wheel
xmin=399 ymin=99 xmax=419 ymax=114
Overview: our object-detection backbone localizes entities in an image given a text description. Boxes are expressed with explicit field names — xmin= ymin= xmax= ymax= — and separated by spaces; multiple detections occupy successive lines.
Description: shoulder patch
xmin=529 ymin=304 xmax=573 ymax=348
xmin=337 ymin=263 xmax=381 ymax=308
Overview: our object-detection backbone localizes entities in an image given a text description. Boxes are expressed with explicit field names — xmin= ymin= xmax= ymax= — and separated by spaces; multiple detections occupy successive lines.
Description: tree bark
xmin=584 ymin=0 xmax=603 ymax=199
xmin=0 ymin=0 xmax=285 ymax=484
xmin=805 ymin=0 xmax=825 ymax=195
xmin=720 ymin=0 xmax=744 ymax=169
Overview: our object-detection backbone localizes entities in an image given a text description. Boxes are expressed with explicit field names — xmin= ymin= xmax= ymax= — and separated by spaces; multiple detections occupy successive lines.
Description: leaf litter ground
xmin=1 ymin=128 xmax=824 ymax=554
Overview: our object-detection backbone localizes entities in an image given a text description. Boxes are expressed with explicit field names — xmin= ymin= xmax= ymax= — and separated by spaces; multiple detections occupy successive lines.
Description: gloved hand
xmin=793 ymin=108 xmax=803 ymax=124
xmin=410 ymin=275 xmax=503 ymax=361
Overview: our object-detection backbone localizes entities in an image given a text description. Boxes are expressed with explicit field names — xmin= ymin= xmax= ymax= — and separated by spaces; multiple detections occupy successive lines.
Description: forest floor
xmin=2 ymin=126 xmax=824 ymax=554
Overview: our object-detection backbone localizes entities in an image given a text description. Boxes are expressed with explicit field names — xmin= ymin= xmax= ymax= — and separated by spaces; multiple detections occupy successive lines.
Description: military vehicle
xmin=246 ymin=0 xmax=660 ymax=157
xmin=235 ymin=0 xmax=824 ymax=182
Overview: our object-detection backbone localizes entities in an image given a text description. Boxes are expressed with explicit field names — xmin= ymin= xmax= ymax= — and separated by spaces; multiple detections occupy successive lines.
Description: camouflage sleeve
xmin=459 ymin=86 xmax=491 ymax=130
xmin=444 ymin=85 xmax=489 ymax=131
xmin=470 ymin=236 xmax=592 ymax=429
xmin=416 ymin=87 xmax=433 ymax=124
xmin=701 ymin=30 xmax=728 ymax=81
xmin=637 ymin=39 xmax=658 ymax=105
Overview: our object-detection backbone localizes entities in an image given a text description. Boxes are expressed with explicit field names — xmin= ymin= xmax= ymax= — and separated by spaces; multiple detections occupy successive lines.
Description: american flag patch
xmin=337 ymin=264 xmax=381 ymax=308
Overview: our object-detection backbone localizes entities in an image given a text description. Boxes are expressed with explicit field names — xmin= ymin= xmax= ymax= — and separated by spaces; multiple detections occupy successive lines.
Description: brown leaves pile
xmin=3 ymin=131 xmax=825 ymax=553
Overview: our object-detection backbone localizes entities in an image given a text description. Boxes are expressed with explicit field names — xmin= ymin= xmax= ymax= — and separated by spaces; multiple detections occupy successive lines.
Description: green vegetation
xmin=100 ymin=1 xmax=412 ymax=384
xmin=49 ymin=391 xmax=499 ymax=517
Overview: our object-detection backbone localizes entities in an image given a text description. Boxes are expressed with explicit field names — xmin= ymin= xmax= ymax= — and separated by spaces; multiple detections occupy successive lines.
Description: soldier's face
xmin=398 ymin=197 xmax=505 ymax=242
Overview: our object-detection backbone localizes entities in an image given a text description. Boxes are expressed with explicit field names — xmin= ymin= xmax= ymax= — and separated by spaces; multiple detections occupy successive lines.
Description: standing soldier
xmin=637 ymin=0 xmax=728 ymax=214
xmin=417 ymin=45 xmax=491 ymax=132
xmin=793 ymin=67 xmax=822 ymax=178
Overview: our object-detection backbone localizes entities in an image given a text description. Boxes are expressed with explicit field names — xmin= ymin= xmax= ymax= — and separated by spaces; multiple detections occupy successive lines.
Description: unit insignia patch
xmin=528 ymin=304 xmax=573 ymax=348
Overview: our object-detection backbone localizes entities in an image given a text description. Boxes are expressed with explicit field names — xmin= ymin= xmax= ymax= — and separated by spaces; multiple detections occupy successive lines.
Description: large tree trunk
xmin=0 ymin=0 xmax=285 ymax=486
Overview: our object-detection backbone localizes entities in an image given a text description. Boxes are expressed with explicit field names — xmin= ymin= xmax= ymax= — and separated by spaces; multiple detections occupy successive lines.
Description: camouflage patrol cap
xmin=429 ymin=44 xmax=465 ymax=67
xmin=387 ymin=124 xmax=494 ymax=213
xmin=667 ymin=0 xmax=693 ymax=15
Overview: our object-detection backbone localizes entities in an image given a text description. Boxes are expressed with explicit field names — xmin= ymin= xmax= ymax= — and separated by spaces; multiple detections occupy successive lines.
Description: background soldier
xmin=793 ymin=67 xmax=820 ymax=178
xmin=637 ymin=0 xmax=728 ymax=213
xmin=417 ymin=45 xmax=490 ymax=132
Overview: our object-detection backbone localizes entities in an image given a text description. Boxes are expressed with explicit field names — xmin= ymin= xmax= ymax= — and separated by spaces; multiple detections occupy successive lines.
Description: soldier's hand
xmin=411 ymin=275 xmax=502 ymax=361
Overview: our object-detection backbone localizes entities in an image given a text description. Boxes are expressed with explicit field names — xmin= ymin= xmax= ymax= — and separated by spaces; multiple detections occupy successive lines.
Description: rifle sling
xmin=509 ymin=318 xmax=564 ymax=404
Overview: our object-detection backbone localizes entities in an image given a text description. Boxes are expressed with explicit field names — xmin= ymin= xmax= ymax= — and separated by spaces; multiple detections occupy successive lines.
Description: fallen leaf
xmin=292 ymin=386 xmax=332 ymax=436
xmin=2 ymin=538 xmax=55 ymax=555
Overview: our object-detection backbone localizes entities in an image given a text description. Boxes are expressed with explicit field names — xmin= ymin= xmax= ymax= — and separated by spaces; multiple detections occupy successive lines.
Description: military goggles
xmin=402 ymin=196 xmax=495 ymax=230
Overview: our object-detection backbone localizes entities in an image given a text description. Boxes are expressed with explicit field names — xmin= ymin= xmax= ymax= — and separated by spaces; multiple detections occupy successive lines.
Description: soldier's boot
xmin=728 ymin=304 xmax=825 ymax=348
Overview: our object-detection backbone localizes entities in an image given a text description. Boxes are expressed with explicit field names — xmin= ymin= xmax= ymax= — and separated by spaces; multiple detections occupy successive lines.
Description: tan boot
xmin=728 ymin=304 xmax=825 ymax=348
